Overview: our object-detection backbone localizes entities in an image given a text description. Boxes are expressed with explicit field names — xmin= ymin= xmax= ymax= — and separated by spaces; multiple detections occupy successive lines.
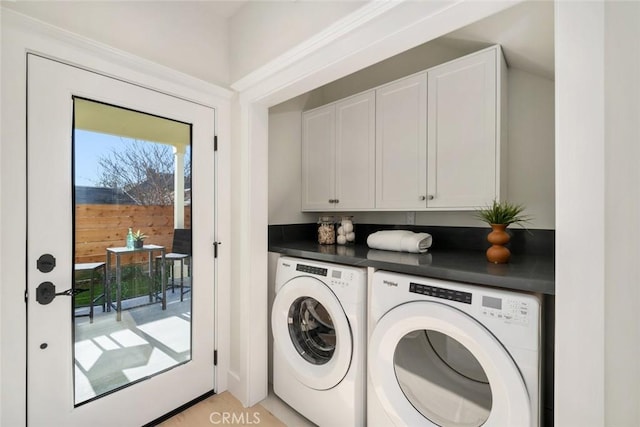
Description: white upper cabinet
xmin=375 ymin=73 xmax=428 ymax=209
xmin=302 ymin=90 xmax=376 ymax=211
xmin=302 ymin=104 xmax=335 ymax=210
xmin=302 ymin=45 xmax=506 ymax=212
xmin=427 ymin=47 xmax=505 ymax=209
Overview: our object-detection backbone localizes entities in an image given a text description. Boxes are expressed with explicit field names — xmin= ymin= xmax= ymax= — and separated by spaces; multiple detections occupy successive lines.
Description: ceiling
xmin=198 ymin=0 xmax=248 ymax=19
xmin=75 ymin=98 xmax=191 ymax=151
xmin=1 ymin=0 xmax=554 ymax=81
xmin=439 ymin=0 xmax=554 ymax=79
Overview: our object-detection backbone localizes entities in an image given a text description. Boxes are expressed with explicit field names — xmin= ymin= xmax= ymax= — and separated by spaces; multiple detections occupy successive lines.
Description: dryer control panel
xmin=407 ymin=280 xmax=532 ymax=326
xmin=481 ymin=296 xmax=531 ymax=325
xmin=410 ymin=282 xmax=472 ymax=304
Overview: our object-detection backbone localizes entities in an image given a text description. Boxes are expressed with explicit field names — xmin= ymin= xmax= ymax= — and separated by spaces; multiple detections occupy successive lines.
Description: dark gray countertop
xmin=268 ymin=239 xmax=555 ymax=295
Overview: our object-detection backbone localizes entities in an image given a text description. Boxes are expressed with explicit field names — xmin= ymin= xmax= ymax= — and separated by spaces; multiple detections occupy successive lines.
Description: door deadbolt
xmin=37 ymin=254 xmax=56 ymax=273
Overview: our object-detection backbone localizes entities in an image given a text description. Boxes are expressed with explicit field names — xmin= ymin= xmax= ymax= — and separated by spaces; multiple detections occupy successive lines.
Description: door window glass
xmin=393 ymin=329 xmax=492 ymax=426
xmin=72 ymin=98 xmax=193 ymax=405
xmin=288 ymin=297 xmax=336 ymax=364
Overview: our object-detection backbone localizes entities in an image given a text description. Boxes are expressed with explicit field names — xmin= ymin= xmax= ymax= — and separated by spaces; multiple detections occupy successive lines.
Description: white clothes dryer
xmin=368 ymin=270 xmax=541 ymax=427
xmin=272 ymin=257 xmax=367 ymax=427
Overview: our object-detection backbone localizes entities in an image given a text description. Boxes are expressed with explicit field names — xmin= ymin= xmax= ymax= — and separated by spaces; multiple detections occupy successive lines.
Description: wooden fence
xmin=75 ymin=204 xmax=191 ymax=264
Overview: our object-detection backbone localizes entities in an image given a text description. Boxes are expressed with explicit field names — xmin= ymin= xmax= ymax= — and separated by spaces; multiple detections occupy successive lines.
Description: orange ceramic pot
xmin=486 ymin=224 xmax=511 ymax=264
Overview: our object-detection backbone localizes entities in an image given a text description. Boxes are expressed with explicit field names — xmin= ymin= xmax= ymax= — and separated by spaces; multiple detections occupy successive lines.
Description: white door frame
xmin=0 ymin=9 xmax=231 ymax=426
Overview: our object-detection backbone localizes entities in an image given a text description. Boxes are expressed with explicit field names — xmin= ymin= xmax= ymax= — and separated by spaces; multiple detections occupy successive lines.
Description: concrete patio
xmin=73 ymin=288 xmax=192 ymax=404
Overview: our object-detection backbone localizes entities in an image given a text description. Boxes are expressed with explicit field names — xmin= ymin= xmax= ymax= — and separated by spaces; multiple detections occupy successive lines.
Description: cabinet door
xmin=376 ymin=73 xmax=428 ymax=209
xmin=427 ymin=48 xmax=498 ymax=208
xmin=335 ymin=91 xmax=376 ymax=210
xmin=302 ymin=105 xmax=335 ymax=210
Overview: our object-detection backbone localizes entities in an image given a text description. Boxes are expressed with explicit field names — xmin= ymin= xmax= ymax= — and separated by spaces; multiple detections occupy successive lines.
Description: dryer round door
xmin=369 ymin=301 xmax=531 ymax=427
xmin=272 ymin=276 xmax=352 ymax=390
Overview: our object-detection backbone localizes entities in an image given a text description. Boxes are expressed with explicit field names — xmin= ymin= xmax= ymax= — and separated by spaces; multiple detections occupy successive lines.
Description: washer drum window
xmin=394 ymin=329 xmax=492 ymax=426
xmin=288 ymin=297 xmax=336 ymax=365
xmin=368 ymin=301 xmax=531 ymax=426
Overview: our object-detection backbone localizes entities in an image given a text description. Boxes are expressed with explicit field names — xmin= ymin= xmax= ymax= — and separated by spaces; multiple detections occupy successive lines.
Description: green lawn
xmin=73 ymin=264 xmax=165 ymax=308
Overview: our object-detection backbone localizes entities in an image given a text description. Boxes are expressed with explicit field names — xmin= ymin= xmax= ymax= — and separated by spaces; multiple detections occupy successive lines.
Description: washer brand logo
xmin=282 ymin=263 xmax=291 ymax=267
xmin=383 ymin=280 xmax=398 ymax=287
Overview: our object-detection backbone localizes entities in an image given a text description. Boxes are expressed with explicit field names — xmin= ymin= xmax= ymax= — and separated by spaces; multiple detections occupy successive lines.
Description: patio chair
xmin=156 ymin=229 xmax=191 ymax=302
xmin=74 ymin=261 xmax=106 ymax=323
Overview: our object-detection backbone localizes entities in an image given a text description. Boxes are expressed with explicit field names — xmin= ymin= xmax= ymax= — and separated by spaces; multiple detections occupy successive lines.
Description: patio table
xmin=105 ymin=245 xmax=166 ymax=321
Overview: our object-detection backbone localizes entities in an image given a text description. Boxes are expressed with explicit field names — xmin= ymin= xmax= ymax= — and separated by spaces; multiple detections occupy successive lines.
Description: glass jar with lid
xmin=317 ymin=216 xmax=336 ymax=245
xmin=336 ymin=216 xmax=355 ymax=245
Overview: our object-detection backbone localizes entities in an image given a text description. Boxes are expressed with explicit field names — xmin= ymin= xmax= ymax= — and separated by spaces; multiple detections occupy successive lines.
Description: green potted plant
xmin=132 ymin=229 xmax=147 ymax=249
xmin=475 ymin=200 xmax=531 ymax=264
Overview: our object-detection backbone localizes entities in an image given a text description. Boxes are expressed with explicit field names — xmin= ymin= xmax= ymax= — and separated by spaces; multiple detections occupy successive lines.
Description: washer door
xmin=369 ymin=301 xmax=531 ymax=427
xmin=272 ymin=276 xmax=352 ymax=390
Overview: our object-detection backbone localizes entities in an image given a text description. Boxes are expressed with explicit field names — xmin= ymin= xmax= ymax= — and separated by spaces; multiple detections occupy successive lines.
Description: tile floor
xmin=259 ymin=385 xmax=316 ymax=427
xmin=159 ymin=387 xmax=315 ymax=427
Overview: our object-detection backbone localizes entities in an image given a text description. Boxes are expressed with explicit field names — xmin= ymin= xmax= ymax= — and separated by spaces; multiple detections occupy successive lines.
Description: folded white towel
xmin=366 ymin=230 xmax=433 ymax=253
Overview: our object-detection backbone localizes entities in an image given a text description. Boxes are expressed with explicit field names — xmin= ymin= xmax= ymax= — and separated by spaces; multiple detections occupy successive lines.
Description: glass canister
xmin=336 ymin=216 xmax=355 ymax=245
xmin=317 ymin=216 xmax=336 ymax=245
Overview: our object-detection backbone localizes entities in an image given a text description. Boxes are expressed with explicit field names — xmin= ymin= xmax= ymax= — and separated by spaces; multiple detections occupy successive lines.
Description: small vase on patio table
xmin=134 ymin=240 xmax=144 ymax=249
xmin=486 ymin=224 xmax=510 ymax=264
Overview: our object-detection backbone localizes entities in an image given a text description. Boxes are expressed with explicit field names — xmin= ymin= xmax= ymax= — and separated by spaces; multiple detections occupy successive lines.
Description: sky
xmin=74 ymin=130 xmax=192 ymax=187
xmin=74 ymin=129 xmax=130 ymax=186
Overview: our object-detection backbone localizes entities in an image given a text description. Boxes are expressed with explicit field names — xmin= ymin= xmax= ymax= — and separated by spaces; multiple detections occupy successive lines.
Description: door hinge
xmin=214 ymin=135 xmax=218 ymax=151
xmin=214 ymin=350 xmax=218 ymax=366
xmin=213 ymin=241 xmax=222 ymax=258
xmin=25 ymin=290 xmax=28 ymax=303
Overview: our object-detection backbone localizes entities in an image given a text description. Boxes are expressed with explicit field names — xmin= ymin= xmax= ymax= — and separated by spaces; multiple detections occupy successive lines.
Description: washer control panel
xmin=481 ymin=295 xmax=531 ymax=325
xmin=329 ymin=268 xmax=355 ymax=288
xmin=296 ymin=264 xmax=327 ymax=276
xmin=294 ymin=262 xmax=355 ymax=288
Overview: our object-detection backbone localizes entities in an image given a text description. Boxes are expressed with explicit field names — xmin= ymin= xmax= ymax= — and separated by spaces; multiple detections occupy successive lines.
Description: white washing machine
xmin=272 ymin=256 xmax=367 ymax=427
xmin=368 ymin=270 xmax=541 ymax=427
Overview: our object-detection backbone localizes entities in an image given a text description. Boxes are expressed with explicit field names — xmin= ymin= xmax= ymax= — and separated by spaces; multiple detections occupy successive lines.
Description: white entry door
xmin=27 ymin=54 xmax=216 ymax=426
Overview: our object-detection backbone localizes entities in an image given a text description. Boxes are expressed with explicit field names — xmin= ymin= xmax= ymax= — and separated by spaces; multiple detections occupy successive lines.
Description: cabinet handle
xmin=428 ymin=195 xmax=434 ymax=200
xmin=419 ymin=196 xmax=426 ymax=201
xmin=335 ymin=199 xmax=339 ymax=204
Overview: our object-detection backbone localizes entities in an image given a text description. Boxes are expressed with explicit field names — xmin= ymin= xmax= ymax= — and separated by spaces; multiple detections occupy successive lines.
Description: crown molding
xmin=231 ymin=0 xmax=518 ymax=106
xmin=230 ymin=0 xmax=402 ymax=94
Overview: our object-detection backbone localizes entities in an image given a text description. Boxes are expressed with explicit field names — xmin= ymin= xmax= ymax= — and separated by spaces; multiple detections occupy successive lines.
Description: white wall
xmin=268 ymin=46 xmax=556 ymax=230
xmin=0 ymin=6 xmax=3 ymax=422
xmin=604 ymin=1 xmax=640 ymax=426
xmin=268 ymin=93 xmax=320 ymax=225
xmin=505 ymin=68 xmax=555 ymax=228
xmin=555 ymin=2 xmax=606 ymax=425
xmin=228 ymin=0 xmax=365 ymax=83
xmin=1 ymin=1 xmax=230 ymax=86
